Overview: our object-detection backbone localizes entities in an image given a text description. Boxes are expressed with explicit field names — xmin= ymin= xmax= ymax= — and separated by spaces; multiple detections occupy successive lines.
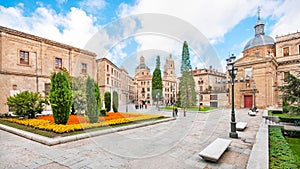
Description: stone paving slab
xmin=0 ymin=108 xmax=266 ymax=169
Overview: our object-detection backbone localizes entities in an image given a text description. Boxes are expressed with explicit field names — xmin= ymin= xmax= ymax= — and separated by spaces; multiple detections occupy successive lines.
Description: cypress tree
xmin=152 ymin=56 xmax=163 ymax=102
xmin=104 ymin=92 xmax=111 ymax=112
xmin=85 ymin=77 xmax=99 ymax=123
xmin=179 ymin=41 xmax=196 ymax=109
xmin=112 ymin=91 xmax=119 ymax=112
xmin=49 ymin=71 xmax=73 ymax=124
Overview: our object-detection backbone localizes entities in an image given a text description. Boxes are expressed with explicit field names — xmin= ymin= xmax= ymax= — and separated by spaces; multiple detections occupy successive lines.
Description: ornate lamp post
xmin=253 ymin=81 xmax=256 ymax=111
xmin=172 ymin=86 xmax=175 ymax=117
xmin=156 ymin=92 xmax=160 ymax=110
xmin=226 ymin=54 xmax=238 ymax=138
xmin=197 ymin=90 xmax=201 ymax=111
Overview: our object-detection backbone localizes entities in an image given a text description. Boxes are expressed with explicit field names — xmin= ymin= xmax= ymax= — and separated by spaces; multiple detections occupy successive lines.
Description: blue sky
xmin=1 ymin=0 xmax=299 ymax=76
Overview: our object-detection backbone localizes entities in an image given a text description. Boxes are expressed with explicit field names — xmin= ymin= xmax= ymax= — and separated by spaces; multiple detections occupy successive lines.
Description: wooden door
xmin=244 ymin=95 xmax=253 ymax=108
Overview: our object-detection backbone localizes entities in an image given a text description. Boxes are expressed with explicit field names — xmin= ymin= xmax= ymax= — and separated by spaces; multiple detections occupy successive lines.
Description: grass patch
xmin=0 ymin=116 xmax=168 ymax=138
xmin=160 ymin=106 xmax=215 ymax=112
xmin=286 ymin=137 xmax=300 ymax=167
xmin=269 ymin=126 xmax=298 ymax=169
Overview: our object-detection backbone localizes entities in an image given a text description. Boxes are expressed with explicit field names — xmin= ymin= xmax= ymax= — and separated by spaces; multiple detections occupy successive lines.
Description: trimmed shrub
xmin=269 ymin=126 xmax=298 ymax=169
xmin=85 ymin=77 xmax=100 ymax=123
xmin=50 ymin=71 xmax=73 ymax=124
xmin=104 ymin=92 xmax=111 ymax=112
xmin=7 ymin=91 xmax=47 ymax=118
xmin=279 ymin=117 xmax=300 ymax=125
xmin=112 ymin=91 xmax=119 ymax=112
xmin=285 ymin=130 xmax=300 ymax=138
xmin=100 ymin=109 xmax=106 ymax=116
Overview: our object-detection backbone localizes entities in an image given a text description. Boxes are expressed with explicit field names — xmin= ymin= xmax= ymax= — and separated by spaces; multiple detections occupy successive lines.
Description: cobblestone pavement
xmin=0 ymin=107 xmax=262 ymax=169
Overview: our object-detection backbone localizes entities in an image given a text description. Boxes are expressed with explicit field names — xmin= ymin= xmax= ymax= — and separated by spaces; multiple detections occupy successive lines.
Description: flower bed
xmin=2 ymin=112 xmax=163 ymax=134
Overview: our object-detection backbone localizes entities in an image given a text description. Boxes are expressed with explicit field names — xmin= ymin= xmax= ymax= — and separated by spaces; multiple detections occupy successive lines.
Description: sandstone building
xmin=0 ymin=26 xmax=97 ymax=114
xmin=193 ymin=67 xmax=227 ymax=107
xmin=228 ymin=13 xmax=300 ymax=109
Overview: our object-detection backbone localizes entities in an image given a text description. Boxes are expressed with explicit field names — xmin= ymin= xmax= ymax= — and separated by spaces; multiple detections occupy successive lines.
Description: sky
xmin=1 ymin=0 xmax=300 ymax=76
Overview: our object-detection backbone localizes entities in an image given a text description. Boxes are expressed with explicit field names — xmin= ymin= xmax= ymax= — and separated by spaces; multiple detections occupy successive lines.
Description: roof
xmin=244 ymin=34 xmax=275 ymax=50
xmin=135 ymin=63 xmax=150 ymax=70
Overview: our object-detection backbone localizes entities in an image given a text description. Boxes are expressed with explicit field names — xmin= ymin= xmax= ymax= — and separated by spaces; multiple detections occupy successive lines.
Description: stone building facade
xmin=134 ymin=56 xmax=152 ymax=104
xmin=193 ymin=67 xmax=227 ymax=107
xmin=96 ymin=58 xmax=134 ymax=107
xmin=162 ymin=54 xmax=177 ymax=104
xmin=228 ymin=13 xmax=300 ymax=109
xmin=0 ymin=26 xmax=97 ymax=114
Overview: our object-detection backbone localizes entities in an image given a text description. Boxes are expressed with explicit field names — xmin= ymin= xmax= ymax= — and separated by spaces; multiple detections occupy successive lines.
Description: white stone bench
xmin=262 ymin=110 xmax=268 ymax=118
xmin=199 ymin=138 xmax=232 ymax=162
xmin=236 ymin=122 xmax=248 ymax=131
xmin=248 ymin=109 xmax=257 ymax=116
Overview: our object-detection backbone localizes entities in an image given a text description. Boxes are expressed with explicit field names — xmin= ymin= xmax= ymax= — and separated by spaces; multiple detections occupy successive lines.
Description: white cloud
xmin=79 ymin=0 xmax=106 ymax=14
xmin=118 ymin=0 xmax=263 ymax=44
xmin=0 ymin=4 xmax=99 ymax=48
xmin=270 ymin=0 xmax=300 ymax=37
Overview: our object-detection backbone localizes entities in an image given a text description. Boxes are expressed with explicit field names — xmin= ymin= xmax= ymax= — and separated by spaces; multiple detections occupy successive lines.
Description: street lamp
xmin=253 ymin=81 xmax=257 ymax=111
xmin=197 ymin=90 xmax=201 ymax=111
xmin=156 ymin=92 xmax=160 ymax=110
xmin=226 ymin=54 xmax=238 ymax=138
xmin=172 ymin=86 xmax=175 ymax=117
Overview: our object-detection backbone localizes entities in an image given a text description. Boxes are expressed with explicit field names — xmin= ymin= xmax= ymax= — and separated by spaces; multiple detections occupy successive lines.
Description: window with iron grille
xmin=20 ymin=50 xmax=29 ymax=64
xmin=55 ymin=58 xmax=62 ymax=69
xmin=82 ymin=63 xmax=87 ymax=74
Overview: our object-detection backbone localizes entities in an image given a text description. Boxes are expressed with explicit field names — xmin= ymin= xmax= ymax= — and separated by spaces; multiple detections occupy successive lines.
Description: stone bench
xmin=236 ymin=122 xmax=248 ymax=131
xmin=199 ymin=138 xmax=232 ymax=162
xmin=262 ymin=110 xmax=268 ymax=118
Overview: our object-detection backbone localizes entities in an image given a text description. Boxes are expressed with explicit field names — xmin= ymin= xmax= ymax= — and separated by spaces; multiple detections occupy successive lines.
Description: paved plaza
xmin=0 ymin=107 xmax=263 ymax=169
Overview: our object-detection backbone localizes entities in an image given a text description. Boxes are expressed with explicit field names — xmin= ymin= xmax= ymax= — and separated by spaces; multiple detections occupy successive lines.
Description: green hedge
xmin=285 ymin=130 xmax=300 ymax=138
xmin=279 ymin=117 xmax=300 ymax=125
xmin=269 ymin=126 xmax=298 ymax=169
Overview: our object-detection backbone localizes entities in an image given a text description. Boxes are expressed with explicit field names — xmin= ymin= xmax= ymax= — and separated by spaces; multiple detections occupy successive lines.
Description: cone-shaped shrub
xmin=113 ymin=91 xmax=118 ymax=112
xmin=49 ymin=71 xmax=73 ymax=124
xmin=86 ymin=76 xmax=100 ymax=123
xmin=104 ymin=92 xmax=111 ymax=112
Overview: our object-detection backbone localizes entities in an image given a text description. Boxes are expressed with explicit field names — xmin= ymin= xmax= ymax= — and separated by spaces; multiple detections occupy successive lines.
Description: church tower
xmin=162 ymin=54 xmax=177 ymax=104
xmin=163 ymin=54 xmax=176 ymax=80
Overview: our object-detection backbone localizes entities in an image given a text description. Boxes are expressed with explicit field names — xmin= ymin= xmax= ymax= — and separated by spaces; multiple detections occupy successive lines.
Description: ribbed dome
xmin=244 ymin=34 xmax=274 ymax=50
xmin=136 ymin=63 xmax=150 ymax=70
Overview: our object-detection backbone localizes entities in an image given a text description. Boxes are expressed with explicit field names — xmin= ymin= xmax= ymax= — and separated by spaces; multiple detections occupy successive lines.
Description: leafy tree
xmin=176 ymin=90 xmax=181 ymax=107
xmin=279 ymin=74 xmax=300 ymax=115
xmin=7 ymin=91 xmax=47 ymax=118
xmin=152 ymin=56 xmax=163 ymax=102
xmin=179 ymin=41 xmax=196 ymax=109
xmin=49 ymin=71 xmax=73 ymax=124
xmin=112 ymin=91 xmax=119 ymax=112
xmin=72 ymin=76 xmax=87 ymax=114
xmin=85 ymin=76 xmax=99 ymax=123
xmin=104 ymin=91 xmax=111 ymax=112
xmin=94 ymin=82 xmax=102 ymax=112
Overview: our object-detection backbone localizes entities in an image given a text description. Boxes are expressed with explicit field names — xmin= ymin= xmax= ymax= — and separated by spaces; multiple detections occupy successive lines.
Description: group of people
xmin=135 ymin=100 xmax=147 ymax=109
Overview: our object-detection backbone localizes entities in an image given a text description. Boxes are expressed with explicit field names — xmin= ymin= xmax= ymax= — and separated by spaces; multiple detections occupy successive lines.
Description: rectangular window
xmin=81 ymin=63 xmax=87 ymax=74
xmin=20 ymin=50 xmax=29 ymax=64
xmin=45 ymin=83 xmax=50 ymax=96
xmin=210 ymin=95 xmax=217 ymax=100
xmin=55 ymin=58 xmax=62 ymax=69
xmin=284 ymin=72 xmax=289 ymax=79
xmin=147 ymin=88 xmax=150 ymax=92
xmin=107 ymin=77 xmax=109 ymax=85
xmin=107 ymin=65 xmax=109 ymax=72
xmin=244 ymin=68 xmax=252 ymax=78
xmin=283 ymin=47 xmax=289 ymax=56
xmin=298 ymin=44 xmax=300 ymax=54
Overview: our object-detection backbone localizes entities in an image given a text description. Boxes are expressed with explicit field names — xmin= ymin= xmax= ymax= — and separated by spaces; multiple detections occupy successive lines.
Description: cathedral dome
xmin=243 ymin=9 xmax=275 ymax=51
xmin=135 ymin=56 xmax=150 ymax=70
xmin=244 ymin=34 xmax=275 ymax=50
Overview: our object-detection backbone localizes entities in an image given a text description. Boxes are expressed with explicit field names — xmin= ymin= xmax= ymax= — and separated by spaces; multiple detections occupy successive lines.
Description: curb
xmin=0 ymin=117 xmax=176 ymax=146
